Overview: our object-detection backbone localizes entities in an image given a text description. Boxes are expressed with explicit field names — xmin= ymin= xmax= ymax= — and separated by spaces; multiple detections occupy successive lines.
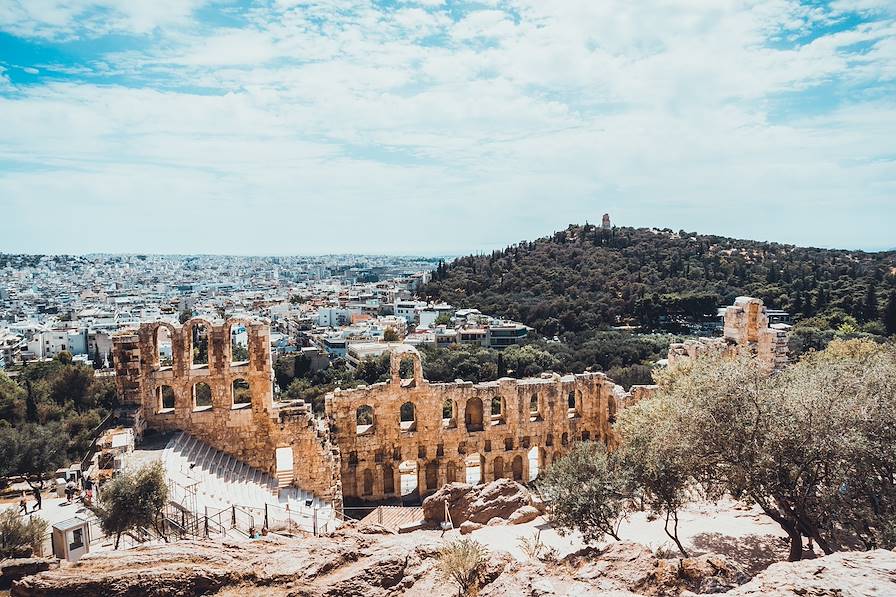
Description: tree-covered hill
xmin=421 ymin=225 xmax=896 ymax=339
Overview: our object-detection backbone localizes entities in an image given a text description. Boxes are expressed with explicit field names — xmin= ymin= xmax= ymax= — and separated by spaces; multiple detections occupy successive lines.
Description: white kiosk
xmin=51 ymin=516 xmax=90 ymax=562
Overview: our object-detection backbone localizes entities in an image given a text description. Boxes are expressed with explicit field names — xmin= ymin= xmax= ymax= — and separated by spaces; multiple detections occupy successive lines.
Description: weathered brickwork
xmin=329 ymin=349 xmax=622 ymax=502
xmin=111 ymin=318 xmax=341 ymax=507
xmin=667 ymin=296 xmax=790 ymax=372
xmin=114 ymin=321 xmax=642 ymax=509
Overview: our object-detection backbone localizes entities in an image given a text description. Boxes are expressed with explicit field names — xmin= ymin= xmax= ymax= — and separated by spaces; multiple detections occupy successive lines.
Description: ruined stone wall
xmin=327 ymin=350 xmax=620 ymax=502
xmin=667 ymin=296 xmax=789 ymax=372
xmin=111 ymin=319 xmax=339 ymax=504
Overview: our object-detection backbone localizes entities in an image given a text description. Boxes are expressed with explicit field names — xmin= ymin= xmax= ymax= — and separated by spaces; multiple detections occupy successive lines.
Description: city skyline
xmin=2 ymin=1 xmax=895 ymax=254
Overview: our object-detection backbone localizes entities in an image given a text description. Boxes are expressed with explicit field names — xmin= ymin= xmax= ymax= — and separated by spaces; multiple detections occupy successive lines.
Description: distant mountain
xmin=421 ymin=224 xmax=896 ymax=337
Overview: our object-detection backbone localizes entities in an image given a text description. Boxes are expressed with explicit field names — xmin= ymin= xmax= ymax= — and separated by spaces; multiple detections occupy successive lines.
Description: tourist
xmin=32 ymin=486 xmax=42 ymax=511
xmin=18 ymin=493 xmax=27 ymax=515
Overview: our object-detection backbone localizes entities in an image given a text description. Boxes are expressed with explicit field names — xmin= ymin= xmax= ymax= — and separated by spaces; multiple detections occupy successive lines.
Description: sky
xmin=1 ymin=0 xmax=895 ymax=256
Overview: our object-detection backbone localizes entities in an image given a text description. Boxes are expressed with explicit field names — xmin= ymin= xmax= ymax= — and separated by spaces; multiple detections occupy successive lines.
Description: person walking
xmin=18 ymin=492 xmax=27 ymax=515
xmin=32 ymin=486 xmax=42 ymax=511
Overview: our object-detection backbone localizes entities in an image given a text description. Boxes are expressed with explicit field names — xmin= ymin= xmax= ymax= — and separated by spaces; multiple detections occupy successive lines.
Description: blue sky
xmin=1 ymin=0 xmax=895 ymax=255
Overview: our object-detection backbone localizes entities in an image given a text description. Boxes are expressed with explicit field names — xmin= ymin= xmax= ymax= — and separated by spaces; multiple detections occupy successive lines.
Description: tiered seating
xmin=160 ymin=432 xmax=335 ymax=532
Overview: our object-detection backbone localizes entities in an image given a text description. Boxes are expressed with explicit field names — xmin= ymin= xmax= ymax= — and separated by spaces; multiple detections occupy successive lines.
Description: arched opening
xmin=561 ymin=432 xmax=569 ymax=446
xmin=191 ymin=322 xmax=209 ymax=368
xmin=399 ymin=460 xmax=418 ymax=497
xmin=511 ymin=455 xmax=523 ymax=481
xmin=362 ymin=469 xmax=374 ymax=496
xmin=567 ymin=390 xmax=579 ymax=418
xmin=581 ymin=430 xmax=590 ymax=442
xmin=465 ymin=453 xmax=483 ymax=484
xmin=425 ymin=461 xmax=439 ymax=492
xmin=383 ymin=464 xmax=395 ymax=495
xmin=156 ymin=326 xmax=172 ymax=369
xmin=157 ymin=385 xmax=175 ymax=412
xmin=442 ymin=399 xmax=456 ymax=429
xmin=193 ymin=382 xmax=212 ymax=410
xmin=490 ymin=396 xmax=505 ymax=425
xmin=356 ymin=405 xmax=374 ymax=435
xmin=529 ymin=393 xmax=541 ymax=421
xmin=553 ymin=451 xmax=562 ymax=464
xmin=465 ymin=397 xmax=484 ymax=432
xmin=527 ymin=447 xmax=543 ymax=481
xmin=492 ymin=456 xmax=504 ymax=480
xmin=231 ymin=378 xmax=251 ymax=408
xmin=446 ymin=461 xmax=457 ymax=484
xmin=230 ymin=323 xmax=249 ymax=364
xmin=400 ymin=402 xmax=416 ymax=432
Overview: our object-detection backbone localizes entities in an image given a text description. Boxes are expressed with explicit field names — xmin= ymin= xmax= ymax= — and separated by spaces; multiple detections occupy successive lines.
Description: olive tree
xmin=538 ymin=441 xmax=628 ymax=542
xmin=92 ymin=461 xmax=169 ymax=548
xmin=0 ymin=510 xmax=48 ymax=558
xmin=654 ymin=340 xmax=896 ymax=561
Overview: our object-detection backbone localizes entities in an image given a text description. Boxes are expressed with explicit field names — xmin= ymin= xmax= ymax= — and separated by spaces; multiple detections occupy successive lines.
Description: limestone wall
xmin=327 ymin=350 xmax=619 ymax=502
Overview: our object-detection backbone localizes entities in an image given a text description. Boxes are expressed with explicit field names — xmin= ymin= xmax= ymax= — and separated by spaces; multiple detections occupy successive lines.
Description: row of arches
xmin=156 ymin=379 xmax=252 ymax=413
xmin=153 ymin=321 xmax=252 ymax=370
xmin=355 ymin=391 xmax=582 ymax=435
xmin=354 ymin=447 xmax=551 ymax=498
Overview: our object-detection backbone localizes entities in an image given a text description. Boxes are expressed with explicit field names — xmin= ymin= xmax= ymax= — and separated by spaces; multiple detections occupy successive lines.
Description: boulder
xmin=422 ymin=479 xmax=532 ymax=525
xmin=509 ymin=506 xmax=541 ymax=525
xmin=724 ymin=548 xmax=896 ymax=596
xmin=459 ymin=521 xmax=483 ymax=535
xmin=487 ymin=517 xmax=506 ymax=527
xmin=1 ymin=559 xmax=56 ymax=590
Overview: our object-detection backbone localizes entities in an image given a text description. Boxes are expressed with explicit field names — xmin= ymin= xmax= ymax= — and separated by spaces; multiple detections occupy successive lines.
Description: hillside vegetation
xmin=422 ymin=224 xmax=896 ymax=349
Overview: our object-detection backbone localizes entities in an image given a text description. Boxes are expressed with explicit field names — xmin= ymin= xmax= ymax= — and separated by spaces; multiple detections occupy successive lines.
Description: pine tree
xmin=863 ymin=281 xmax=878 ymax=322
xmin=884 ymin=291 xmax=896 ymax=336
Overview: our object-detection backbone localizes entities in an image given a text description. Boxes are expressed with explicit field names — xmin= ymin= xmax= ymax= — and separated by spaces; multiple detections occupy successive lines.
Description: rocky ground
xmin=8 ymin=480 xmax=896 ymax=596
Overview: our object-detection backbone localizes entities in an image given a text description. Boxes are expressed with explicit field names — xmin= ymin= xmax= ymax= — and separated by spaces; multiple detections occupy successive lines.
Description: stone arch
xmin=490 ymin=396 xmax=505 ymax=425
xmin=492 ymin=456 xmax=505 ymax=480
xmin=567 ymin=389 xmax=579 ymax=417
xmin=356 ymin=404 xmax=374 ymax=435
xmin=446 ymin=461 xmax=457 ymax=484
xmin=511 ymin=455 xmax=523 ymax=481
xmin=232 ymin=378 xmax=251 ymax=409
xmin=529 ymin=392 xmax=541 ymax=421
xmin=465 ymin=453 xmax=483 ymax=484
xmin=153 ymin=322 xmax=178 ymax=370
xmin=465 ymin=397 xmax=484 ymax=432
xmin=382 ymin=463 xmax=395 ymax=495
xmin=157 ymin=385 xmax=175 ymax=412
xmin=193 ymin=382 xmax=212 ymax=410
xmin=390 ymin=348 xmax=423 ymax=387
xmin=527 ymin=447 xmax=544 ymax=481
xmin=185 ymin=318 xmax=213 ymax=368
xmin=442 ymin=398 xmax=456 ymax=429
xmin=361 ymin=469 xmax=374 ymax=496
xmin=399 ymin=460 xmax=418 ymax=496
xmin=561 ymin=432 xmax=569 ymax=446
xmin=400 ymin=401 xmax=416 ymax=432
xmin=226 ymin=319 xmax=253 ymax=365
xmin=425 ymin=461 xmax=439 ymax=492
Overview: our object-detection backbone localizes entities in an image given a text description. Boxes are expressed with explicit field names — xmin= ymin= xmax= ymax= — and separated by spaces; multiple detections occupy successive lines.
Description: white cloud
xmin=1 ymin=0 xmax=895 ymax=253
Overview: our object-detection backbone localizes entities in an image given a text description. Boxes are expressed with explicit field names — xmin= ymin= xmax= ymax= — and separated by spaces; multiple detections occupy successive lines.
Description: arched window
xmin=400 ymin=402 xmax=416 ymax=432
xmin=446 ymin=461 xmax=457 ymax=484
xmin=442 ymin=399 xmax=456 ymax=429
xmin=567 ymin=390 xmax=579 ymax=418
xmin=362 ymin=469 xmax=374 ymax=496
xmin=527 ymin=447 xmax=544 ymax=481
xmin=490 ymin=396 xmax=505 ymax=425
xmin=382 ymin=464 xmax=395 ymax=495
xmin=561 ymin=432 xmax=569 ymax=446
xmin=529 ymin=393 xmax=541 ymax=421
xmin=511 ymin=455 xmax=523 ymax=481
xmin=232 ymin=378 xmax=251 ymax=408
xmin=156 ymin=326 xmax=172 ymax=369
xmin=493 ymin=456 xmax=505 ymax=480
xmin=230 ymin=323 xmax=249 ymax=364
xmin=465 ymin=453 xmax=483 ymax=484
xmin=465 ymin=397 xmax=484 ymax=432
xmin=399 ymin=460 xmax=418 ymax=496
xmin=191 ymin=322 xmax=209 ymax=367
xmin=157 ymin=385 xmax=175 ymax=412
xmin=193 ymin=382 xmax=212 ymax=410
xmin=356 ymin=405 xmax=374 ymax=435
xmin=425 ymin=461 xmax=439 ymax=492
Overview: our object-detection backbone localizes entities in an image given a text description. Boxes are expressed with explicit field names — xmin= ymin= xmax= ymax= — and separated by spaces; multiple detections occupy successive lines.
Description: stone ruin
xmin=112 ymin=319 xmax=654 ymax=511
xmin=667 ymin=296 xmax=790 ymax=372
